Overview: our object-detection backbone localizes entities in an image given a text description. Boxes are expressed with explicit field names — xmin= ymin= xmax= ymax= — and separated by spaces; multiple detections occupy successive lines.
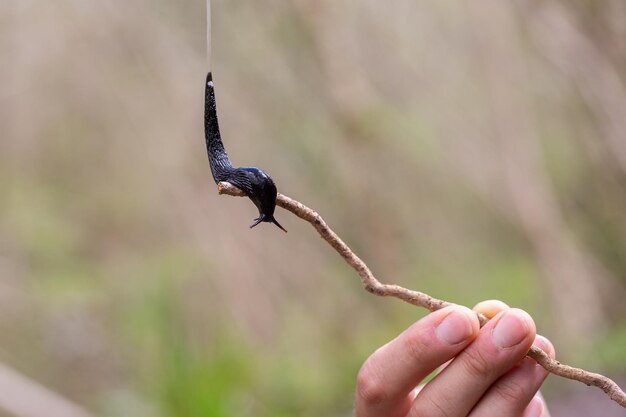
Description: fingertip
xmin=473 ymin=300 xmax=510 ymax=319
xmin=510 ymin=308 xmax=537 ymax=336
xmin=492 ymin=308 xmax=536 ymax=349
xmin=442 ymin=305 xmax=481 ymax=325
xmin=459 ymin=305 xmax=482 ymax=335
xmin=522 ymin=395 xmax=547 ymax=417
xmin=533 ymin=335 xmax=556 ymax=359
xmin=435 ymin=305 xmax=480 ymax=345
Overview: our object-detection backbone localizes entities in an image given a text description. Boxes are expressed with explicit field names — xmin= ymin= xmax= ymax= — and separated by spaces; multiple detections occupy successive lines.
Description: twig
xmin=217 ymin=181 xmax=626 ymax=408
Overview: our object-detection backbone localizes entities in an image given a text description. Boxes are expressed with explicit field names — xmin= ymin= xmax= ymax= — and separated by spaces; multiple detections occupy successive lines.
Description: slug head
xmin=229 ymin=167 xmax=287 ymax=233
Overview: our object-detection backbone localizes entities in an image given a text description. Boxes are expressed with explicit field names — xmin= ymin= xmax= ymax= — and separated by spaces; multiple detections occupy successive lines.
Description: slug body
xmin=204 ymin=72 xmax=286 ymax=232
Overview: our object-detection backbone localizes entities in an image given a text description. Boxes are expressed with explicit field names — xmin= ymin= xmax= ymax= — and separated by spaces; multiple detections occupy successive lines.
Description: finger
xmin=409 ymin=308 xmax=536 ymax=417
xmin=523 ymin=393 xmax=551 ymax=417
xmin=473 ymin=300 xmax=510 ymax=319
xmin=355 ymin=306 xmax=479 ymax=417
xmin=469 ymin=335 xmax=556 ymax=417
xmin=432 ymin=301 xmax=510 ymax=377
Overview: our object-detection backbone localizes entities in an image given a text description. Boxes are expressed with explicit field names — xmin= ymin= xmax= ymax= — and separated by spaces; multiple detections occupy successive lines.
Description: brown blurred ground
xmin=1 ymin=0 xmax=625 ymax=416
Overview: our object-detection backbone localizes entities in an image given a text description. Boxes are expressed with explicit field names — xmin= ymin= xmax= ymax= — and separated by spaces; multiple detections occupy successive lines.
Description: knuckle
xmin=493 ymin=379 xmax=525 ymax=404
xmin=411 ymin=394 xmax=452 ymax=417
xmin=356 ymin=362 xmax=388 ymax=407
xmin=461 ymin=347 xmax=493 ymax=379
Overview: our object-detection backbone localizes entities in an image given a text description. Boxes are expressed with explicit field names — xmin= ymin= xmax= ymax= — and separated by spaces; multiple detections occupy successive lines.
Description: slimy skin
xmin=204 ymin=72 xmax=286 ymax=232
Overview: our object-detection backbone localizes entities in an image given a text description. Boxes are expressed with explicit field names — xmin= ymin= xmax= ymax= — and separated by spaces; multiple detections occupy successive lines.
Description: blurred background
xmin=1 ymin=0 xmax=626 ymax=416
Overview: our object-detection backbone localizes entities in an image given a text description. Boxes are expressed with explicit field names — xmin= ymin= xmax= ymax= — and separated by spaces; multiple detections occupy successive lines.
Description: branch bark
xmin=217 ymin=181 xmax=626 ymax=408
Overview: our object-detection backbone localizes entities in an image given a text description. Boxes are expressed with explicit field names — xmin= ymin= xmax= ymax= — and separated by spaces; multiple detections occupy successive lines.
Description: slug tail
xmin=270 ymin=217 xmax=287 ymax=233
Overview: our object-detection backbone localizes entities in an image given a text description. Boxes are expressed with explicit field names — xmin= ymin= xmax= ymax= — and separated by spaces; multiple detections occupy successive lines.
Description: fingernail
xmin=436 ymin=308 xmax=474 ymax=345
xmin=523 ymin=395 xmax=544 ymax=417
xmin=492 ymin=310 xmax=530 ymax=348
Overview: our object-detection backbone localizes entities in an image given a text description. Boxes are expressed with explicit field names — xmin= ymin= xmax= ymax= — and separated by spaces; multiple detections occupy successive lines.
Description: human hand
xmin=355 ymin=300 xmax=554 ymax=417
